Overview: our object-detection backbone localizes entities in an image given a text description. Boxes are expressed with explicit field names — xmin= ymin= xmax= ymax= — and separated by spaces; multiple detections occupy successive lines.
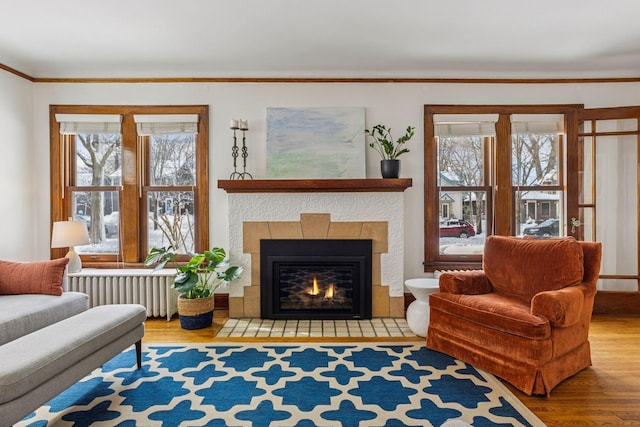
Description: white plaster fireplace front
xmin=219 ymin=179 xmax=412 ymax=319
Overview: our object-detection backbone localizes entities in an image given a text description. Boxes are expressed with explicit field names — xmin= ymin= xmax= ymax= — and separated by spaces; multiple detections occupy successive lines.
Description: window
xmin=433 ymin=113 xmax=495 ymax=264
xmin=50 ymin=106 xmax=209 ymax=266
xmin=441 ymin=202 xmax=450 ymax=219
xmin=579 ymin=107 xmax=640 ymax=293
xmin=424 ymin=105 xmax=580 ymax=271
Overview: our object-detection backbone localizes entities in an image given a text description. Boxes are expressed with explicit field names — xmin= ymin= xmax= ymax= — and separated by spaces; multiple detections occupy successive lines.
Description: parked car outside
xmin=439 ymin=219 xmax=476 ymax=238
xmin=73 ymin=212 xmax=120 ymax=237
xmin=523 ymin=218 xmax=560 ymax=237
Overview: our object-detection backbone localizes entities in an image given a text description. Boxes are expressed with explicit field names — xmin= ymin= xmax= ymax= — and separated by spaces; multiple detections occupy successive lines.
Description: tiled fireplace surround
xmin=221 ymin=179 xmax=411 ymax=320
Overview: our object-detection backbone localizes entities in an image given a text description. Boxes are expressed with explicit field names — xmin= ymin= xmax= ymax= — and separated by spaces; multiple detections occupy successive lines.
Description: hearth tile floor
xmin=217 ymin=318 xmax=417 ymax=338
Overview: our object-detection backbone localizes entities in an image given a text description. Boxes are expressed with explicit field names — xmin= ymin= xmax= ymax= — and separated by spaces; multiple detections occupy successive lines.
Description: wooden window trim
xmin=49 ymin=105 xmax=209 ymax=267
xmin=424 ymin=104 xmax=582 ymax=272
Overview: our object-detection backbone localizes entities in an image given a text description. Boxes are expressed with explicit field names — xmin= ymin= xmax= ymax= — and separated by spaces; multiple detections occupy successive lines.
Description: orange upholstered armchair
xmin=426 ymin=235 xmax=602 ymax=396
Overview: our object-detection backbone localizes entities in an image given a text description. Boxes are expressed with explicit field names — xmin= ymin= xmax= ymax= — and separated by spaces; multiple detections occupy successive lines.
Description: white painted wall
xmin=0 ymin=72 xmax=34 ymax=261
xmin=1 ymin=78 xmax=638 ymax=281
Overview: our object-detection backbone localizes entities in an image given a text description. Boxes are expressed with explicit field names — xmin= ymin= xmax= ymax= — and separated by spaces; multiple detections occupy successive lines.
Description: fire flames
xmin=308 ymin=277 xmax=320 ymax=296
xmin=324 ymin=283 xmax=335 ymax=300
xmin=307 ymin=277 xmax=335 ymax=301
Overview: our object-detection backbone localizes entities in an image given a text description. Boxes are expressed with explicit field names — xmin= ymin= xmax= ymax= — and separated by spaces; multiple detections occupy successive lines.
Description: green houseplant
xmin=364 ymin=124 xmax=415 ymax=178
xmin=145 ymin=246 xmax=243 ymax=329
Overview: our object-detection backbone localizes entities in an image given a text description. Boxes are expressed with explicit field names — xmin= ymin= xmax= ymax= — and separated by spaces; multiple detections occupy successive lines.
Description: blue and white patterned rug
xmin=17 ymin=343 xmax=544 ymax=427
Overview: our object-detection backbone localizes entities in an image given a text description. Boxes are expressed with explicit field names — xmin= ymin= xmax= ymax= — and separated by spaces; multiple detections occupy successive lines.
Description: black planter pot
xmin=380 ymin=159 xmax=400 ymax=178
xmin=179 ymin=310 xmax=214 ymax=330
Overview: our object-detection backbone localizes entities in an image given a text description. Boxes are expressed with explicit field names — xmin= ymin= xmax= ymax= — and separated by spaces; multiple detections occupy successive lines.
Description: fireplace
xmin=260 ymin=239 xmax=372 ymax=320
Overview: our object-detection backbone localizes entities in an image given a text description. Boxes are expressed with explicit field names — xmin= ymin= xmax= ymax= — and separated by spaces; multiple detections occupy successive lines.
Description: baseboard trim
xmin=214 ymin=294 xmax=229 ymax=310
xmin=593 ymin=291 xmax=640 ymax=315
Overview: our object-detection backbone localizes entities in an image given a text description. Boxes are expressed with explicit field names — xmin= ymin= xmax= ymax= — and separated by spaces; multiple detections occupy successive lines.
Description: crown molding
xmin=31 ymin=76 xmax=640 ymax=84
xmin=0 ymin=63 xmax=34 ymax=82
xmin=2 ymin=63 xmax=640 ymax=84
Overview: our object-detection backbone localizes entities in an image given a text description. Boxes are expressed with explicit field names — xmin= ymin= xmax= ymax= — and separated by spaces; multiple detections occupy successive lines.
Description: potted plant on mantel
xmin=364 ymin=124 xmax=415 ymax=178
xmin=145 ymin=246 xmax=243 ymax=330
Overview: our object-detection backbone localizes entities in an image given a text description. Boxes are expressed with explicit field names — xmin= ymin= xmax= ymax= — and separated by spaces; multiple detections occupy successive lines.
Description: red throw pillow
xmin=0 ymin=258 xmax=70 ymax=296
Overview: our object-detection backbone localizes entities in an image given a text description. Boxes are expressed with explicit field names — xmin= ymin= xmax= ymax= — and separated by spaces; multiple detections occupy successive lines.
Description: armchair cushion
xmin=483 ymin=236 xmax=584 ymax=300
xmin=430 ymin=292 xmax=550 ymax=340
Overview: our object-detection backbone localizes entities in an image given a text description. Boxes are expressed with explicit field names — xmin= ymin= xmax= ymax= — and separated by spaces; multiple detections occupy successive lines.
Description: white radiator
xmin=67 ymin=269 xmax=178 ymax=320
xmin=433 ymin=270 xmax=467 ymax=278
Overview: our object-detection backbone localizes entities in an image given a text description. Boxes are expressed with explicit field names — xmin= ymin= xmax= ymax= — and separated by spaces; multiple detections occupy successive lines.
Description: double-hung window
xmin=50 ymin=105 xmax=209 ymax=266
xmin=424 ymin=105 xmax=580 ymax=271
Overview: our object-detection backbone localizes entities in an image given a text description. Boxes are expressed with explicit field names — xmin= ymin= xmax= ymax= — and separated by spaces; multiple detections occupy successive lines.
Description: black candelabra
xmin=229 ymin=119 xmax=252 ymax=180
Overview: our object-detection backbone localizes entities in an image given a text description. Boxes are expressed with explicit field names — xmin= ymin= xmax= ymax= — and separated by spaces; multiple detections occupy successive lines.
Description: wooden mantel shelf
xmin=218 ymin=178 xmax=412 ymax=193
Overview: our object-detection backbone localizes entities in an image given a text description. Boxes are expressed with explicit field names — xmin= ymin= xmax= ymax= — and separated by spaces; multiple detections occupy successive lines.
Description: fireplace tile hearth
xmin=217 ymin=318 xmax=416 ymax=338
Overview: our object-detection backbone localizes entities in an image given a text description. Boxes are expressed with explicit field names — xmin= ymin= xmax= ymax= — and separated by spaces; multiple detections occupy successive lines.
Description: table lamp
xmin=51 ymin=219 xmax=90 ymax=273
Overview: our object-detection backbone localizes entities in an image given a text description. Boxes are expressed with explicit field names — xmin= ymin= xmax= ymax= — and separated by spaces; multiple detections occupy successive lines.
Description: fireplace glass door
xmin=261 ymin=239 xmax=372 ymax=320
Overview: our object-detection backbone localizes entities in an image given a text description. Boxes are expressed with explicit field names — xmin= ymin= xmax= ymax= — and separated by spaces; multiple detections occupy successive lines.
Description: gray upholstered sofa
xmin=0 ymin=259 xmax=146 ymax=425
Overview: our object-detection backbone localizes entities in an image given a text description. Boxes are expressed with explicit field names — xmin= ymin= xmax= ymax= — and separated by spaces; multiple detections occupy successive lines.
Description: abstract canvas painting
xmin=266 ymin=107 xmax=366 ymax=178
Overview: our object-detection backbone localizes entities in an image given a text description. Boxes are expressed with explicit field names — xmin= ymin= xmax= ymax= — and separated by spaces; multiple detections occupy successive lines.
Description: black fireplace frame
xmin=260 ymin=239 xmax=372 ymax=320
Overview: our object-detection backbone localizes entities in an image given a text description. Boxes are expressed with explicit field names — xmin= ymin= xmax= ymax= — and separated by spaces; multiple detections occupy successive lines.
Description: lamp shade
xmin=51 ymin=220 xmax=90 ymax=248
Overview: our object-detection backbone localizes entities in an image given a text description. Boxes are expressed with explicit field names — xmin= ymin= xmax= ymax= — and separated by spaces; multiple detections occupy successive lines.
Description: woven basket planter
xmin=177 ymin=294 xmax=214 ymax=330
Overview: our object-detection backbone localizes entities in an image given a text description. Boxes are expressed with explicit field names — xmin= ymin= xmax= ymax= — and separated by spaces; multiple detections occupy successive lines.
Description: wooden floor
xmin=144 ymin=313 xmax=640 ymax=426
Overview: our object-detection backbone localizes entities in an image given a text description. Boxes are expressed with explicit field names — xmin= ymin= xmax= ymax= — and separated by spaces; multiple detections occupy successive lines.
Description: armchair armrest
xmin=439 ymin=270 xmax=493 ymax=295
xmin=531 ymin=285 xmax=586 ymax=327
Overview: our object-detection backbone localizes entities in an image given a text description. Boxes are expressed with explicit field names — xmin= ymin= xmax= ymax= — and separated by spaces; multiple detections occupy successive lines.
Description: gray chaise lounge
xmin=0 ymin=260 xmax=147 ymax=426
